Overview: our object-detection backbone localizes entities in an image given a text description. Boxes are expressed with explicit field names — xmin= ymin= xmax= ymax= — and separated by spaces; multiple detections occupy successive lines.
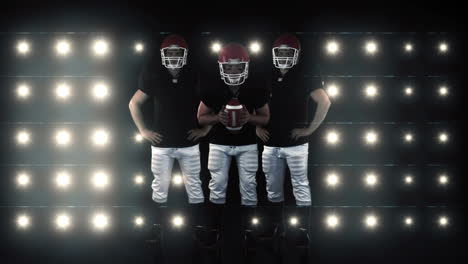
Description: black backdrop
xmin=0 ymin=2 xmax=466 ymax=264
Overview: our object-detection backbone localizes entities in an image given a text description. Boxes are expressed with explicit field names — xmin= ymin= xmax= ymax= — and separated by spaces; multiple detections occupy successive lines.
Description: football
xmin=224 ymin=98 xmax=244 ymax=131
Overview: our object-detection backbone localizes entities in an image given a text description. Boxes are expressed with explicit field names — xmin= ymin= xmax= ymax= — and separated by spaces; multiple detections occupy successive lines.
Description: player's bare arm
xmin=291 ymin=88 xmax=331 ymax=140
xmin=254 ymin=106 xmax=271 ymax=142
xmin=128 ymin=89 xmax=163 ymax=144
xmin=256 ymin=126 xmax=270 ymax=143
xmin=197 ymin=101 xmax=227 ymax=126
xmin=244 ymin=103 xmax=269 ymax=126
xmin=187 ymin=125 xmax=213 ymax=141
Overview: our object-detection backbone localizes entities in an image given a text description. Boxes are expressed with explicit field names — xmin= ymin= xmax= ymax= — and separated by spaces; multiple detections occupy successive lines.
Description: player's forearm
xmin=306 ymin=101 xmax=331 ymax=132
xmin=198 ymin=113 xmax=219 ymax=126
xmin=129 ymin=102 xmax=150 ymax=133
xmin=248 ymin=113 xmax=269 ymax=126
xmin=200 ymin=125 xmax=213 ymax=133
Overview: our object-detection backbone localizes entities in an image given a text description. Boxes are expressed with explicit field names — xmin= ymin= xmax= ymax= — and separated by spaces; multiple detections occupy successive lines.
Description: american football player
xmin=197 ymin=42 xmax=270 ymax=231
xmin=129 ymin=34 xmax=210 ymax=231
xmin=256 ymin=33 xmax=331 ymax=235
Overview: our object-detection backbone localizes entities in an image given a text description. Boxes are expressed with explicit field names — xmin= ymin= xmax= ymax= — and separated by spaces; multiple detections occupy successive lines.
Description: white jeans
xmin=151 ymin=144 xmax=204 ymax=204
xmin=262 ymin=143 xmax=311 ymax=206
xmin=208 ymin=143 xmax=258 ymax=206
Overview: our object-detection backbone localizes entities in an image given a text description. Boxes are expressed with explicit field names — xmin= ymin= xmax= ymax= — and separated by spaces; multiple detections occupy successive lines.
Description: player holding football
xmin=197 ymin=43 xmax=270 ymax=232
xmin=256 ymin=33 xmax=331 ymax=236
xmin=129 ymin=34 xmax=210 ymax=232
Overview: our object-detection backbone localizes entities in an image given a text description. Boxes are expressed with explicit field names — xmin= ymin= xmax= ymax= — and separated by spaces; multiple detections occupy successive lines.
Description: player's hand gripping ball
xmin=224 ymin=98 xmax=244 ymax=132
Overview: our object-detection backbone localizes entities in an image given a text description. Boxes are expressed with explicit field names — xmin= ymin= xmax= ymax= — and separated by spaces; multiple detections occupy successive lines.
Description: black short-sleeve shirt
xmin=138 ymin=58 xmax=201 ymax=148
xmin=264 ymin=64 xmax=324 ymax=147
xmin=199 ymin=74 xmax=269 ymax=146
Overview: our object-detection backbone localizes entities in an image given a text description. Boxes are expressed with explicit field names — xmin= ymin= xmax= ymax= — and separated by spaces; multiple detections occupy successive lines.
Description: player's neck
xmin=228 ymin=85 xmax=241 ymax=97
xmin=167 ymin=68 xmax=181 ymax=79
xmin=279 ymin=68 xmax=289 ymax=76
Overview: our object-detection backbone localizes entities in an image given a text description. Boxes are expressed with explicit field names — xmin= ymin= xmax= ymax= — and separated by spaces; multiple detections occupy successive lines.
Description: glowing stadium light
xmin=17 ymin=41 xmax=31 ymax=55
xmin=325 ymin=214 xmax=340 ymax=229
xmin=135 ymin=133 xmax=144 ymax=143
xmin=438 ymin=86 xmax=449 ymax=97
xmin=326 ymin=83 xmax=340 ymax=98
xmin=55 ymin=213 xmax=71 ymax=230
xmin=17 ymin=84 xmax=31 ymax=99
xmin=92 ymin=171 xmax=109 ymax=189
xmin=134 ymin=216 xmax=144 ymax=227
xmin=92 ymin=39 xmax=109 ymax=56
xmin=92 ymin=213 xmax=109 ymax=230
xmin=438 ymin=215 xmax=449 ymax=227
xmin=134 ymin=174 xmax=144 ymax=185
xmin=364 ymin=214 xmax=378 ymax=229
xmin=289 ymin=216 xmax=299 ymax=226
xmin=325 ymin=172 xmax=340 ymax=188
xmin=249 ymin=41 xmax=261 ymax=53
xmin=91 ymin=82 xmax=109 ymax=100
xmin=438 ymin=132 xmax=449 ymax=144
xmin=364 ymin=130 xmax=379 ymax=145
xmin=134 ymin=42 xmax=144 ymax=53
xmin=55 ymin=40 xmax=71 ymax=56
xmin=17 ymin=172 xmax=31 ymax=187
xmin=172 ymin=174 xmax=183 ymax=186
xmin=325 ymin=130 xmax=340 ymax=145
xmin=364 ymin=41 xmax=378 ymax=55
xmin=211 ymin=42 xmax=222 ymax=53
xmin=55 ymin=82 xmax=71 ymax=100
xmin=404 ymin=132 xmax=414 ymax=143
xmin=438 ymin=174 xmax=449 ymax=186
xmin=16 ymin=130 xmax=31 ymax=145
xmin=404 ymin=216 xmax=413 ymax=226
xmin=404 ymin=43 xmax=413 ymax=53
xmin=438 ymin=42 xmax=448 ymax=53
xmin=91 ymin=129 xmax=110 ymax=147
xmin=325 ymin=40 xmax=340 ymax=55
xmin=55 ymin=171 xmax=71 ymax=189
xmin=364 ymin=172 xmax=378 ymax=187
xmin=17 ymin=214 xmax=31 ymax=229
xmin=364 ymin=84 xmax=378 ymax=98
xmin=404 ymin=86 xmax=413 ymax=96
xmin=404 ymin=174 xmax=414 ymax=185
xmin=55 ymin=130 xmax=72 ymax=146
xmin=251 ymin=217 xmax=259 ymax=225
xmin=172 ymin=215 xmax=184 ymax=228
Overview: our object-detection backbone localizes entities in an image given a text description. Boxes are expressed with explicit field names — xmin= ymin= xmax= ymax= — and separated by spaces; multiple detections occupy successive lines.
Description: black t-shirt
xmin=264 ymin=64 xmax=324 ymax=147
xmin=138 ymin=59 xmax=201 ymax=148
xmin=199 ymin=74 xmax=269 ymax=146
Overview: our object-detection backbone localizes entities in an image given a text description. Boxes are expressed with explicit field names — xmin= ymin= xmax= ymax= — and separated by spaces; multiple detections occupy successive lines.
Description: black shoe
xmin=194 ymin=225 xmax=219 ymax=249
xmin=242 ymin=223 xmax=283 ymax=254
xmin=151 ymin=224 xmax=163 ymax=243
xmin=286 ymin=227 xmax=310 ymax=248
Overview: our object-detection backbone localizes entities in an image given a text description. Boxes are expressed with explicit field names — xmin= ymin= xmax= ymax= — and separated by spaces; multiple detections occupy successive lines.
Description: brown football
xmin=224 ymin=98 xmax=243 ymax=132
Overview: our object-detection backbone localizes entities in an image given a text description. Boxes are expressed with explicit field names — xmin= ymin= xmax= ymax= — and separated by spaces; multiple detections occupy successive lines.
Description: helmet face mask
xmin=217 ymin=43 xmax=250 ymax=86
xmin=161 ymin=45 xmax=187 ymax=69
xmin=219 ymin=61 xmax=249 ymax=85
xmin=272 ymin=46 xmax=299 ymax=69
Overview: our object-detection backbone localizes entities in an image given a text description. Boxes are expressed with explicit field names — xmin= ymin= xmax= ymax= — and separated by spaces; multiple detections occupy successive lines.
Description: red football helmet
xmin=160 ymin=34 xmax=188 ymax=69
xmin=218 ymin=43 xmax=250 ymax=85
xmin=272 ymin=33 xmax=301 ymax=69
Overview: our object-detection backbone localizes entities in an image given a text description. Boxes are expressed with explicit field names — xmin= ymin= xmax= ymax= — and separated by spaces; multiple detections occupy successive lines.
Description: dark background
xmin=0 ymin=2 xmax=466 ymax=264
